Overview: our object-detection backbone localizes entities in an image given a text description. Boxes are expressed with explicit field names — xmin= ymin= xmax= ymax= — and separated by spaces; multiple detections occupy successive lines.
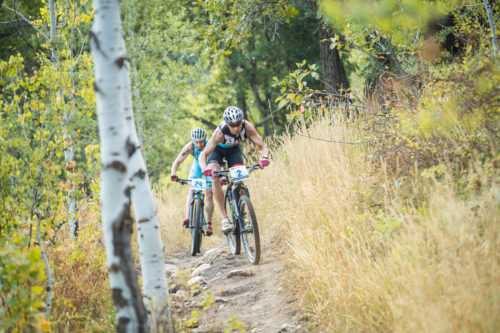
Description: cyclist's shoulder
xmin=243 ymin=120 xmax=257 ymax=133
xmin=211 ymin=126 xmax=224 ymax=140
xmin=182 ymin=141 xmax=194 ymax=153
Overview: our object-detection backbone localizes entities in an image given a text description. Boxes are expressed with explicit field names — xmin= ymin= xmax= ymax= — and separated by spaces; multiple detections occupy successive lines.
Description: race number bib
xmin=190 ymin=178 xmax=206 ymax=190
xmin=229 ymin=165 xmax=249 ymax=181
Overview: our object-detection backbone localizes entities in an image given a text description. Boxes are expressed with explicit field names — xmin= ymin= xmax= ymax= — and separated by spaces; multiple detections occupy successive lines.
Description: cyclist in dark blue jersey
xmin=171 ymin=128 xmax=214 ymax=236
xmin=199 ymin=106 xmax=270 ymax=233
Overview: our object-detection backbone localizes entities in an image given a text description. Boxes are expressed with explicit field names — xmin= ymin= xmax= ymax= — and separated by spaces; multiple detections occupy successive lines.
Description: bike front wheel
xmin=191 ymin=198 xmax=203 ymax=256
xmin=239 ymin=195 xmax=260 ymax=264
xmin=224 ymin=188 xmax=240 ymax=255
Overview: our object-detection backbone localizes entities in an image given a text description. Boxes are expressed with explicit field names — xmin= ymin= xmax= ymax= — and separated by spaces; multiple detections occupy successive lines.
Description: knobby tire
xmin=239 ymin=195 xmax=261 ymax=264
xmin=224 ymin=188 xmax=240 ymax=255
xmin=191 ymin=198 xmax=203 ymax=256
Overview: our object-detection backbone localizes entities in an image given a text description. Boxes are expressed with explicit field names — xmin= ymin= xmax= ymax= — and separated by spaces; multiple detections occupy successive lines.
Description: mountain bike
xmin=177 ymin=178 xmax=210 ymax=256
xmin=215 ymin=163 xmax=262 ymax=265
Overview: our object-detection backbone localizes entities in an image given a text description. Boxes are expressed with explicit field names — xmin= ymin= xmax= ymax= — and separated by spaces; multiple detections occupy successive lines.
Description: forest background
xmin=0 ymin=0 xmax=499 ymax=331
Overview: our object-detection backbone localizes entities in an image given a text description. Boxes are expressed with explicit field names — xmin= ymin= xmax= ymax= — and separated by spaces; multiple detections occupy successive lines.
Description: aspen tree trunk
xmin=132 ymin=63 xmax=145 ymax=146
xmin=483 ymin=0 xmax=498 ymax=58
xmin=36 ymin=212 xmax=53 ymax=320
xmin=119 ymin=34 xmax=173 ymax=332
xmin=49 ymin=0 xmax=78 ymax=240
xmin=90 ymin=0 xmax=148 ymax=331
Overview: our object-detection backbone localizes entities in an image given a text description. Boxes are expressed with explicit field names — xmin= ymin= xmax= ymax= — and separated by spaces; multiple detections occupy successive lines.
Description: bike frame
xmin=218 ymin=164 xmax=259 ymax=234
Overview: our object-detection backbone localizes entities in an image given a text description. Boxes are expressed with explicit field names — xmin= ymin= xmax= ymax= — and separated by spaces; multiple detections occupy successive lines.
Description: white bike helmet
xmin=191 ymin=128 xmax=207 ymax=141
xmin=223 ymin=106 xmax=244 ymax=123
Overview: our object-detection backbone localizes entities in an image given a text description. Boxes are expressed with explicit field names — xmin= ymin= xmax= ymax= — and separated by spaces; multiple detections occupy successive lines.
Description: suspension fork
xmin=189 ymin=190 xmax=205 ymax=227
xmin=230 ymin=184 xmax=249 ymax=221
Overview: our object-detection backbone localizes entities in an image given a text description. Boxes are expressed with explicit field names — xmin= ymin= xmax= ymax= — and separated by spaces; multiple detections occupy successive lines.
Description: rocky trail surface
xmin=165 ymin=241 xmax=308 ymax=332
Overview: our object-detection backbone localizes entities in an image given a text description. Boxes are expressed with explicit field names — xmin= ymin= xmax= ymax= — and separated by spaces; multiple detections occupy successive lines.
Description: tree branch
xmin=2 ymin=4 xmax=49 ymax=40
xmin=190 ymin=115 xmax=218 ymax=130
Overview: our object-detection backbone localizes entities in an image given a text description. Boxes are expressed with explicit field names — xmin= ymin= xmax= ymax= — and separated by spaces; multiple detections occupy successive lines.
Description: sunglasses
xmin=227 ymin=120 xmax=242 ymax=128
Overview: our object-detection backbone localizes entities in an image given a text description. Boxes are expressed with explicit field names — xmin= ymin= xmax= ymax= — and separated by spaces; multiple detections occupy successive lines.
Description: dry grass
xmin=247 ymin=117 xmax=500 ymax=332
xmin=48 ymin=206 xmax=115 ymax=332
xmin=155 ymin=116 xmax=499 ymax=332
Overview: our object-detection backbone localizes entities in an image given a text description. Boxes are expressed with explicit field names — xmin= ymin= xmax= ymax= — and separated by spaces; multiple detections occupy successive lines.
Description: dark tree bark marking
xmin=133 ymin=169 xmax=146 ymax=180
xmin=117 ymin=317 xmax=131 ymax=333
xmin=112 ymin=288 xmax=128 ymax=307
xmin=111 ymin=200 xmax=148 ymax=332
xmin=105 ymin=160 xmax=127 ymax=172
xmin=115 ymin=56 xmax=130 ymax=69
xmin=125 ymin=137 xmax=136 ymax=157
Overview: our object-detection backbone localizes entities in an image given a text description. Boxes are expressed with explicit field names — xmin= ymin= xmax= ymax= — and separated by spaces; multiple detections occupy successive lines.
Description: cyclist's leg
xmin=204 ymin=177 xmax=214 ymax=236
xmin=225 ymin=145 xmax=244 ymax=168
xmin=186 ymin=160 xmax=202 ymax=227
xmin=220 ymin=146 xmax=244 ymax=233
xmin=207 ymin=147 xmax=226 ymax=220
xmin=226 ymin=146 xmax=246 ymax=196
xmin=205 ymin=180 xmax=214 ymax=222
xmin=183 ymin=191 xmax=193 ymax=227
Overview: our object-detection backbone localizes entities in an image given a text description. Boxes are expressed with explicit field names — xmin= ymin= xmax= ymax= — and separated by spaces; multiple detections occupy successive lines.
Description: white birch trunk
xmin=483 ymin=0 xmax=498 ymax=58
xmin=49 ymin=0 xmax=78 ymax=240
xmin=49 ymin=0 xmax=57 ymax=63
xmin=36 ymin=212 xmax=53 ymax=320
xmin=90 ymin=0 xmax=148 ymax=331
xmin=132 ymin=63 xmax=145 ymax=147
xmin=120 ymin=54 xmax=173 ymax=331
xmin=65 ymin=141 xmax=79 ymax=240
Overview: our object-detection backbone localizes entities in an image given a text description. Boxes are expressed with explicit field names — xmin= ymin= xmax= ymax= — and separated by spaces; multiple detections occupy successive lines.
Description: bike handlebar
xmin=176 ymin=178 xmax=191 ymax=185
xmin=213 ymin=163 xmax=261 ymax=178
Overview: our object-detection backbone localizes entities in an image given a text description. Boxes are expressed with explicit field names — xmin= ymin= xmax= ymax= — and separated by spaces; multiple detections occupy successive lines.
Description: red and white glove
xmin=259 ymin=158 xmax=270 ymax=168
xmin=202 ymin=167 xmax=214 ymax=177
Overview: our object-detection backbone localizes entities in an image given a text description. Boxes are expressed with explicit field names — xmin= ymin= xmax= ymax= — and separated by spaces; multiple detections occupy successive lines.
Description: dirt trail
xmin=165 ymin=240 xmax=307 ymax=332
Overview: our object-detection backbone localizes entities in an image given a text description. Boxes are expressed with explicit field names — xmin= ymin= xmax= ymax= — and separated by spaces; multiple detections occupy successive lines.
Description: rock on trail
xmin=166 ymin=242 xmax=308 ymax=332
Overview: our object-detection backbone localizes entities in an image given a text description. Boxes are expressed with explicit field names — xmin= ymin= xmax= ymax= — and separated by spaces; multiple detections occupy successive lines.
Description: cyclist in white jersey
xmin=171 ymin=128 xmax=214 ymax=236
xmin=199 ymin=106 xmax=270 ymax=233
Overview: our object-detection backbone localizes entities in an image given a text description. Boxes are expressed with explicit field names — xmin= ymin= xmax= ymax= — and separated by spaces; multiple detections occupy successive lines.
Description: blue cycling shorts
xmin=189 ymin=159 xmax=212 ymax=184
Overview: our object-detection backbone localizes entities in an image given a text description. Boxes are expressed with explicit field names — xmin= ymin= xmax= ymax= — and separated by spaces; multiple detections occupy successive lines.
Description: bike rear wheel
xmin=191 ymin=198 xmax=203 ymax=256
xmin=224 ymin=188 xmax=240 ymax=255
xmin=239 ymin=195 xmax=260 ymax=264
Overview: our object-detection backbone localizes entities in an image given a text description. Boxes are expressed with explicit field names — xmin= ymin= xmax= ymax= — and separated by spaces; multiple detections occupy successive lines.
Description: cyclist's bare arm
xmin=246 ymin=121 xmax=269 ymax=158
xmin=171 ymin=142 xmax=193 ymax=176
xmin=199 ymin=128 xmax=224 ymax=169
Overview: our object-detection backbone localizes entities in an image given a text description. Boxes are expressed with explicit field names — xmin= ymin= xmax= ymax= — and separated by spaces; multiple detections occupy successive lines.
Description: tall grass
xmin=248 ymin=117 xmax=500 ymax=331
xmin=48 ymin=207 xmax=115 ymax=332
xmin=155 ymin=113 xmax=499 ymax=331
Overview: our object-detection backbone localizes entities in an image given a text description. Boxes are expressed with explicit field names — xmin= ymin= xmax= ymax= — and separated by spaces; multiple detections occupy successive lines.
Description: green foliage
xmin=0 ymin=0 xmax=101 ymax=329
xmin=0 ymin=234 xmax=48 ymax=332
xmin=319 ymin=0 xmax=463 ymax=47
xmin=0 ymin=49 xmax=97 ymax=233
xmin=224 ymin=316 xmax=246 ymax=332
xmin=121 ymin=0 xmax=213 ymax=181
xmin=273 ymin=60 xmax=358 ymax=122
xmin=197 ymin=0 xmax=299 ymax=55
xmin=273 ymin=60 xmax=320 ymax=116
xmin=0 ymin=0 xmax=97 ymax=233
xmin=0 ymin=0 xmax=45 ymax=70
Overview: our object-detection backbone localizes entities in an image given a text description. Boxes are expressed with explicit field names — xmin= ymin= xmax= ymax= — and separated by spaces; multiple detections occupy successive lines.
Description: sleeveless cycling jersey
xmin=192 ymin=139 xmax=208 ymax=159
xmin=217 ymin=120 xmax=248 ymax=148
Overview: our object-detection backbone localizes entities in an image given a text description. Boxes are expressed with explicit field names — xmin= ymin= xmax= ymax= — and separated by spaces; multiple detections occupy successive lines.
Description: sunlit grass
xmin=156 ymin=113 xmax=499 ymax=331
xmin=250 ymin=116 xmax=499 ymax=331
